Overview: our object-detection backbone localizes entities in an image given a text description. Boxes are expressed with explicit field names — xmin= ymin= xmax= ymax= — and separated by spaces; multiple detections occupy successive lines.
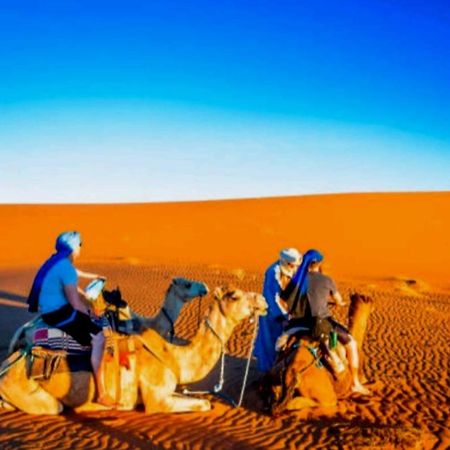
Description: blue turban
xmin=55 ymin=231 xmax=82 ymax=253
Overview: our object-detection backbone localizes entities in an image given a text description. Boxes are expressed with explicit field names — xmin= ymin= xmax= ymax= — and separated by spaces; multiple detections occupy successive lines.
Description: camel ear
xmin=213 ymin=287 xmax=224 ymax=300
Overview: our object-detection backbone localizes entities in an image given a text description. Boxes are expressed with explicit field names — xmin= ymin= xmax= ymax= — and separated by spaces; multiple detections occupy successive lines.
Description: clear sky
xmin=1 ymin=0 xmax=449 ymax=203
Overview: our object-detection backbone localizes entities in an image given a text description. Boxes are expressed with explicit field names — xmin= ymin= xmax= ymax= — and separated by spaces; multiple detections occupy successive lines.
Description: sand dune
xmin=0 ymin=192 xmax=449 ymax=286
xmin=0 ymin=192 xmax=449 ymax=449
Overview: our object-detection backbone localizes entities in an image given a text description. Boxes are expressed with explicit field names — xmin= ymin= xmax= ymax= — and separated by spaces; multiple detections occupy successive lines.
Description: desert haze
xmin=0 ymin=192 xmax=449 ymax=449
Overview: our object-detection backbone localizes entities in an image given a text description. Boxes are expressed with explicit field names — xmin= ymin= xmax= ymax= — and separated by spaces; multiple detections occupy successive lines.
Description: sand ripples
xmin=0 ymin=263 xmax=449 ymax=449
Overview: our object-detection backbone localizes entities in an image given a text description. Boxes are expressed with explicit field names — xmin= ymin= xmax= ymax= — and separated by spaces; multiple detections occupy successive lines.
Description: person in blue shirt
xmin=27 ymin=231 xmax=113 ymax=406
xmin=253 ymin=248 xmax=302 ymax=372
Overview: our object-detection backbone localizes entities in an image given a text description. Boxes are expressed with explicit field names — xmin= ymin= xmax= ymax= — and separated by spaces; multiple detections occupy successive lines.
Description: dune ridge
xmin=0 ymin=192 xmax=449 ymax=286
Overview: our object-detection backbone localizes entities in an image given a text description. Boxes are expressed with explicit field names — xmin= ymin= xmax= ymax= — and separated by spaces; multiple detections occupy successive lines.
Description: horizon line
xmin=1 ymin=189 xmax=448 ymax=207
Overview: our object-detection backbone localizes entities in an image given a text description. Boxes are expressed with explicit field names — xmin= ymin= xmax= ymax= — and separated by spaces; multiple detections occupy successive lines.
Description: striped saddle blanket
xmin=32 ymin=327 xmax=91 ymax=355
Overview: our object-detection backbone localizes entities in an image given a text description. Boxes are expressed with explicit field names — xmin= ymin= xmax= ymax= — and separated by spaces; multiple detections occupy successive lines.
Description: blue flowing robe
xmin=254 ymin=249 xmax=324 ymax=372
xmin=253 ymin=261 xmax=287 ymax=372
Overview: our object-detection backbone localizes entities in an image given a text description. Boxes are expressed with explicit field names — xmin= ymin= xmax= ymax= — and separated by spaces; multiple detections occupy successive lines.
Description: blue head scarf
xmin=27 ymin=232 xmax=81 ymax=313
xmin=281 ymin=249 xmax=323 ymax=314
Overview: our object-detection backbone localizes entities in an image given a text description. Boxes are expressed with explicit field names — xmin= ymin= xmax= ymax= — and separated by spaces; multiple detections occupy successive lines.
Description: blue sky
xmin=1 ymin=0 xmax=449 ymax=202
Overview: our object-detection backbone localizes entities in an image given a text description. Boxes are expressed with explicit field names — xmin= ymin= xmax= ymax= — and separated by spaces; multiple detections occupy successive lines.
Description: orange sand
xmin=0 ymin=192 xmax=449 ymax=449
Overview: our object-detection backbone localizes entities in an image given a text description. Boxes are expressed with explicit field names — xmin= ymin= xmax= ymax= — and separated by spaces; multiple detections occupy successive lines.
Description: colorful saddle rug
xmin=32 ymin=327 xmax=92 ymax=355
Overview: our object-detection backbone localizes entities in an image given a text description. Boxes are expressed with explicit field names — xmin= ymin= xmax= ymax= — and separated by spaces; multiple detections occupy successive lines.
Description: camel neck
xmin=172 ymin=303 xmax=238 ymax=384
xmin=152 ymin=287 xmax=185 ymax=328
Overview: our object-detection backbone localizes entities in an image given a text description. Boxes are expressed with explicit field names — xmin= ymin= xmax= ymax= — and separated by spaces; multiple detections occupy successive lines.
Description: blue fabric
xmin=27 ymin=250 xmax=72 ymax=313
xmin=254 ymin=261 xmax=288 ymax=372
xmin=253 ymin=249 xmax=324 ymax=372
xmin=283 ymin=249 xmax=324 ymax=314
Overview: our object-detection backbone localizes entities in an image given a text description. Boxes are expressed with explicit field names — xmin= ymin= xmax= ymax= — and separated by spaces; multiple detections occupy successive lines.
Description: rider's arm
xmin=64 ymin=284 xmax=91 ymax=315
xmin=330 ymin=291 xmax=347 ymax=307
xmin=275 ymin=294 xmax=289 ymax=316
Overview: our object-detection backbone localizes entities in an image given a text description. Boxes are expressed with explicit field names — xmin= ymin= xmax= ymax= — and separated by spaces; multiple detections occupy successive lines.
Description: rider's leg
xmin=91 ymin=331 xmax=115 ymax=406
xmin=344 ymin=335 xmax=370 ymax=395
xmin=331 ymin=321 xmax=370 ymax=395
xmin=319 ymin=340 xmax=345 ymax=375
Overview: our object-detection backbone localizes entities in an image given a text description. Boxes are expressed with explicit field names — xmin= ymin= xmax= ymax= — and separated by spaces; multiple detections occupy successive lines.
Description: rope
xmin=197 ymin=295 xmax=203 ymax=329
xmin=182 ymin=318 xmax=225 ymax=396
xmin=161 ymin=307 xmax=175 ymax=342
xmin=0 ymin=348 xmax=27 ymax=378
xmin=182 ymin=314 xmax=259 ymax=409
xmin=236 ymin=314 xmax=258 ymax=408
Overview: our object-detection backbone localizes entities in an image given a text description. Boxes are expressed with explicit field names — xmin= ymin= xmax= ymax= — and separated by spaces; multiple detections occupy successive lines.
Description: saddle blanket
xmin=33 ymin=327 xmax=91 ymax=355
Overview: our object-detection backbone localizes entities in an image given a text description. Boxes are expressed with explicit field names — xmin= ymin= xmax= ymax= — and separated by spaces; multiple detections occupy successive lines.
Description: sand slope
xmin=0 ymin=192 xmax=449 ymax=285
xmin=0 ymin=263 xmax=449 ymax=449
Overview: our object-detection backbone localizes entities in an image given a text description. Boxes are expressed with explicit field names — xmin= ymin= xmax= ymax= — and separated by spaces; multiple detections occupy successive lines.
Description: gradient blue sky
xmin=1 ymin=0 xmax=449 ymax=203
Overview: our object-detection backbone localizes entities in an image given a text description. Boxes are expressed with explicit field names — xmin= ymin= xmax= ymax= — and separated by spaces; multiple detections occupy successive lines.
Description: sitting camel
xmin=0 ymin=286 xmax=267 ymax=415
xmin=8 ymin=277 xmax=208 ymax=355
xmin=266 ymin=293 xmax=373 ymax=415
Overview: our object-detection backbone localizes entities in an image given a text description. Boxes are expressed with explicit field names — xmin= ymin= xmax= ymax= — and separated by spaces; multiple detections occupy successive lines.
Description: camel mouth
xmin=198 ymin=285 xmax=209 ymax=296
xmin=253 ymin=296 xmax=268 ymax=316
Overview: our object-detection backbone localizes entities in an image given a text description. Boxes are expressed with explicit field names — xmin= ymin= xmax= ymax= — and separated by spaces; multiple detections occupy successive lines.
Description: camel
xmin=8 ymin=277 xmax=208 ymax=355
xmin=266 ymin=293 xmax=373 ymax=415
xmin=0 ymin=286 xmax=267 ymax=415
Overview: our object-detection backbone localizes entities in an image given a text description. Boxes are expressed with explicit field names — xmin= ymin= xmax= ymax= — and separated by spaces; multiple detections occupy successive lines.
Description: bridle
xmin=165 ymin=281 xmax=206 ymax=342
xmin=185 ymin=293 xmax=262 ymax=407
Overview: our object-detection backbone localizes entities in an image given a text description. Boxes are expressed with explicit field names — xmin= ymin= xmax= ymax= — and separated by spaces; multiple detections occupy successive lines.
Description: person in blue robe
xmin=253 ymin=248 xmax=302 ymax=372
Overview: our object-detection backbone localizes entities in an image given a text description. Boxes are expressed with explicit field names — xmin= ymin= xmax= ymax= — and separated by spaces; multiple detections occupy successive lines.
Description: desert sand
xmin=0 ymin=192 xmax=449 ymax=449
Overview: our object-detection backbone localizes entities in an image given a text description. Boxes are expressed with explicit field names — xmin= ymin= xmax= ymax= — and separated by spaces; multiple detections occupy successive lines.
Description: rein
xmin=183 ymin=309 xmax=260 ymax=408
xmin=182 ymin=318 xmax=225 ymax=396
xmin=161 ymin=307 xmax=175 ymax=343
xmin=0 ymin=348 xmax=28 ymax=378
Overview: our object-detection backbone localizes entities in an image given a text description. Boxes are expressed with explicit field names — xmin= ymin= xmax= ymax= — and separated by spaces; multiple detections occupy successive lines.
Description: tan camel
xmin=268 ymin=293 xmax=373 ymax=414
xmin=0 ymin=286 xmax=267 ymax=415
xmin=8 ymin=277 xmax=208 ymax=355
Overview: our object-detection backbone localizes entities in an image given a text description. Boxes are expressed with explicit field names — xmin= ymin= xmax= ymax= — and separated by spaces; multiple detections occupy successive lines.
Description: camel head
xmin=169 ymin=277 xmax=209 ymax=302
xmin=213 ymin=286 xmax=267 ymax=322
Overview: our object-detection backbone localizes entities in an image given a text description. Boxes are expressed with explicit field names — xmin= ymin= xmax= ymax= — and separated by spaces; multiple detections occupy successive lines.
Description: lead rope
xmin=182 ymin=314 xmax=259 ymax=408
xmin=182 ymin=318 xmax=225 ymax=396
xmin=161 ymin=307 xmax=175 ymax=343
xmin=0 ymin=348 xmax=28 ymax=378
xmin=236 ymin=314 xmax=258 ymax=408
xmin=197 ymin=295 xmax=203 ymax=329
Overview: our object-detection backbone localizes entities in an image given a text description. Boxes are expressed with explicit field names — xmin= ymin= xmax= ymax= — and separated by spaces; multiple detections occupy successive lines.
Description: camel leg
xmin=149 ymin=393 xmax=211 ymax=414
xmin=285 ymin=396 xmax=318 ymax=411
xmin=0 ymin=352 xmax=62 ymax=415
xmin=139 ymin=377 xmax=210 ymax=413
xmin=73 ymin=402 xmax=116 ymax=413
xmin=0 ymin=398 xmax=16 ymax=410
